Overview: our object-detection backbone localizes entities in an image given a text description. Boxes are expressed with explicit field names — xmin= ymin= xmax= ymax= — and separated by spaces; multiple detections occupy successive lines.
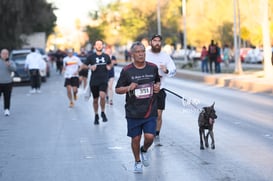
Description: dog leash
xmin=163 ymin=88 xmax=202 ymax=112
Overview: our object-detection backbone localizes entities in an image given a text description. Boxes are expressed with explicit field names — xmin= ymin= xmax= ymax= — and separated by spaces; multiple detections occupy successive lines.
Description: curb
xmin=117 ymin=62 xmax=273 ymax=94
xmin=176 ymin=69 xmax=273 ymax=94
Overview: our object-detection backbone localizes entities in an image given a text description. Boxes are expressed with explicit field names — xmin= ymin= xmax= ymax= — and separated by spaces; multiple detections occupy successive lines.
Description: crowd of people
xmin=1 ymin=35 xmax=178 ymax=174
xmin=200 ymin=40 xmax=231 ymax=74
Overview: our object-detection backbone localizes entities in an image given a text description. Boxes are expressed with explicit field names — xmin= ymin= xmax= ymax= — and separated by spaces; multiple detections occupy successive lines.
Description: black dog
xmin=198 ymin=102 xmax=217 ymax=150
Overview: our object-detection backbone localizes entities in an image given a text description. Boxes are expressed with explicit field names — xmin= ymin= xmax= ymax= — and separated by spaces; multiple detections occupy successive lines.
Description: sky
xmin=47 ymin=0 xmax=113 ymax=30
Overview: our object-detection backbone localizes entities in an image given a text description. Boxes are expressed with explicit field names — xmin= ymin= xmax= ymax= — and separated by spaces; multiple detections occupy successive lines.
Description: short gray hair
xmin=130 ymin=41 xmax=145 ymax=53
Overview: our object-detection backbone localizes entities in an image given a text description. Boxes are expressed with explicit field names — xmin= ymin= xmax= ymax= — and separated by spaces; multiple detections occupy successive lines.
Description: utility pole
xmin=233 ymin=0 xmax=243 ymax=74
xmin=261 ymin=0 xmax=273 ymax=78
xmin=157 ymin=0 xmax=161 ymax=35
xmin=182 ymin=0 xmax=187 ymax=62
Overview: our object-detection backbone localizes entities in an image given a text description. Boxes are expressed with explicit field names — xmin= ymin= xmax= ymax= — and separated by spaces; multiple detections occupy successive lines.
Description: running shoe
xmin=69 ymin=101 xmax=74 ymax=108
xmin=101 ymin=112 xmax=108 ymax=122
xmin=36 ymin=89 xmax=41 ymax=93
xmin=94 ymin=114 xmax=99 ymax=125
xmin=133 ymin=161 xmax=143 ymax=173
xmin=140 ymin=146 xmax=150 ymax=167
xmin=29 ymin=89 xmax=36 ymax=94
xmin=4 ymin=109 xmax=10 ymax=116
xmin=154 ymin=135 xmax=162 ymax=146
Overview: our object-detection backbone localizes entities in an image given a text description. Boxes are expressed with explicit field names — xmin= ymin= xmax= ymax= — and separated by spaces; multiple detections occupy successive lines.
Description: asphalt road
xmin=0 ymin=67 xmax=272 ymax=181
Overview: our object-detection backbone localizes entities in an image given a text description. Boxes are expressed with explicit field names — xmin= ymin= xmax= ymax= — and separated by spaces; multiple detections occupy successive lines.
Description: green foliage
xmin=85 ymin=26 xmax=105 ymax=45
xmin=86 ymin=0 xmax=273 ymax=48
xmin=0 ymin=0 xmax=56 ymax=50
xmin=218 ymin=22 xmax=234 ymax=46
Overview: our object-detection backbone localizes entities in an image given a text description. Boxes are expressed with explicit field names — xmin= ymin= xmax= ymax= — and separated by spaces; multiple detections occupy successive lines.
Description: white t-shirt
xmin=63 ymin=55 xmax=82 ymax=78
xmin=25 ymin=52 xmax=45 ymax=70
xmin=146 ymin=49 xmax=176 ymax=88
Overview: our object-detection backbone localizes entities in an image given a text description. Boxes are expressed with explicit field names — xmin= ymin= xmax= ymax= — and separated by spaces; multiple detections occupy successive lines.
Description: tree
xmin=84 ymin=0 xmax=273 ymax=50
xmin=0 ymin=0 xmax=56 ymax=50
xmin=85 ymin=26 xmax=105 ymax=45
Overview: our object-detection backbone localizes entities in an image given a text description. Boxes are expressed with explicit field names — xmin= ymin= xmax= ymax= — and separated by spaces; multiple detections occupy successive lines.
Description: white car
xmin=244 ymin=47 xmax=263 ymax=64
xmin=172 ymin=49 xmax=200 ymax=61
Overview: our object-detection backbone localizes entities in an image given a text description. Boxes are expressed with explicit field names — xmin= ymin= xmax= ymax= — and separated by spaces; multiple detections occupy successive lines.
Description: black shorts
xmin=157 ymin=89 xmax=166 ymax=110
xmin=64 ymin=77 xmax=80 ymax=87
xmin=90 ymin=83 xmax=108 ymax=98
xmin=79 ymin=69 xmax=88 ymax=77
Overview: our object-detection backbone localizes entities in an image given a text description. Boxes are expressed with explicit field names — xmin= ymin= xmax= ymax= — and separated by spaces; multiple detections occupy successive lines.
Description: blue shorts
xmin=127 ymin=117 xmax=157 ymax=138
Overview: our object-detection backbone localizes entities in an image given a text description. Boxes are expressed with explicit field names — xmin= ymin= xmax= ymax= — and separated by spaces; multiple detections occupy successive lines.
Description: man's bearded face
xmin=151 ymin=38 xmax=161 ymax=53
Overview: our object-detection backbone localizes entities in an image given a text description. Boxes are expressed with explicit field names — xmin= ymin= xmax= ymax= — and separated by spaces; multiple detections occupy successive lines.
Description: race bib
xmin=134 ymin=83 xmax=153 ymax=99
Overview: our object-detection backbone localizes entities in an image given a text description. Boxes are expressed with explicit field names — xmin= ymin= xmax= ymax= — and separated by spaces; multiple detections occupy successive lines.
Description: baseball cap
xmin=67 ymin=49 xmax=73 ymax=53
xmin=151 ymin=34 xmax=162 ymax=41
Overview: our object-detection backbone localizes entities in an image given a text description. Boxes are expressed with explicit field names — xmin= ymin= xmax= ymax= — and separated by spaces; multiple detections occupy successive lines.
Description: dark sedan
xmin=10 ymin=49 xmax=49 ymax=83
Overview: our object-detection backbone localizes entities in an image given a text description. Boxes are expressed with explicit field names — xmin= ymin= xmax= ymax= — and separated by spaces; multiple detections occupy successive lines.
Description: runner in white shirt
xmin=62 ymin=49 xmax=83 ymax=108
xmin=146 ymin=34 xmax=176 ymax=146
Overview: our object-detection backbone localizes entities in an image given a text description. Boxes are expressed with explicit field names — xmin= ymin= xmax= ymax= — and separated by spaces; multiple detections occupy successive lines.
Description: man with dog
xmin=115 ymin=41 xmax=161 ymax=173
xmin=146 ymin=34 xmax=176 ymax=146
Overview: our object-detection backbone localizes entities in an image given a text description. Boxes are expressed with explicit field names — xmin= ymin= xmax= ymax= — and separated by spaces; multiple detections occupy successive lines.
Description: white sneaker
xmin=30 ymin=89 xmax=36 ymax=94
xmin=154 ymin=135 xmax=162 ymax=146
xmin=36 ymin=89 xmax=41 ymax=93
xmin=140 ymin=147 xmax=150 ymax=167
xmin=133 ymin=161 xmax=143 ymax=173
xmin=4 ymin=109 xmax=10 ymax=116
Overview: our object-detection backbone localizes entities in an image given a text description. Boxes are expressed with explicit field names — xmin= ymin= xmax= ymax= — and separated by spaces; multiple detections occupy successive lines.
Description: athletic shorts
xmin=90 ymin=83 xmax=108 ymax=98
xmin=64 ymin=77 xmax=80 ymax=87
xmin=127 ymin=117 xmax=157 ymax=138
xmin=79 ymin=69 xmax=88 ymax=77
xmin=157 ymin=89 xmax=166 ymax=110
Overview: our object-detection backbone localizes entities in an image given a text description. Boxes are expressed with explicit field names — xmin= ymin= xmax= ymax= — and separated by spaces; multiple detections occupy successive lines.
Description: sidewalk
xmin=175 ymin=69 xmax=273 ymax=94
xmin=117 ymin=60 xmax=273 ymax=94
xmin=175 ymin=61 xmax=273 ymax=94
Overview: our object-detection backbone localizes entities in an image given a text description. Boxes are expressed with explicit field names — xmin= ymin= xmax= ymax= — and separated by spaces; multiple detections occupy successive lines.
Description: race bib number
xmin=134 ymin=83 xmax=153 ymax=99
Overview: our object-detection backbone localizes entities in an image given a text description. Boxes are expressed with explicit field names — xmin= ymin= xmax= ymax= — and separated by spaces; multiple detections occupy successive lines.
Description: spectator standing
xmin=145 ymin=34 xmax=176 ymax=146
xmin=222 ymin=44 xmax=230 ymax=67
xmin=105 ymin=45 xmax=117 ymax=105
xmin=24 ymin=47 xmax=45 ymax=93
xmin=62 ymin=49 xmax=83 ymax=108
xmin=0 ymin=49 xmax=16 ymax=116
xmin=208 ymin=40 xmax=218 ymax=73
xmin=215 ymin=43 xmax=222 ymax=73
xmin=200 ymin=46 xmax=209 ymax=73
xmin=83 ymin=40 xmax=112 ymax=125
xmin=115 ymin=41 xmax=161 ymax=173
xmin=124 ymin=49 xmax=131 ymax=62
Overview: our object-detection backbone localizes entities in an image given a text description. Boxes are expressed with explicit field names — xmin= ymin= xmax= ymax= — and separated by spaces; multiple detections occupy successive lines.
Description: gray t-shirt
xmin=0 ymin=59 xmax=16 ymax=84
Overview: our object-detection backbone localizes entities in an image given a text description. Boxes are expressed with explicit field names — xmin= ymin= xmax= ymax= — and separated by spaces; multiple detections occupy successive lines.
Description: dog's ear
xmin=211 ymin=102 xmax=215 ymax=108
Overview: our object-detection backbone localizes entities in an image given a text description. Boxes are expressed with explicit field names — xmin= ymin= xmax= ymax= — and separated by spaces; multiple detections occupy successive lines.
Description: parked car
xmin=10 ymin=48 xmax=50 ymax=83
xmin=244 ymin=47 xmax=263 ymax=64
xmin=240 ymin=48 xmax=251 ymax=62
xmin=172 ymin=48 xmax=201 ymax=61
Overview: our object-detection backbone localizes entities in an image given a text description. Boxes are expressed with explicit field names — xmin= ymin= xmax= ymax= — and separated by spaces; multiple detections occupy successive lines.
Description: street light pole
xmin=157 ymin=0 xmax=161 ymax=35
xmin=233 ymin=0 xmax=242 ymax=74
xmin=261 ymin=0 xmax=273 ymax=78
xmin=182 ymin=0 xmax=187 ymax=62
